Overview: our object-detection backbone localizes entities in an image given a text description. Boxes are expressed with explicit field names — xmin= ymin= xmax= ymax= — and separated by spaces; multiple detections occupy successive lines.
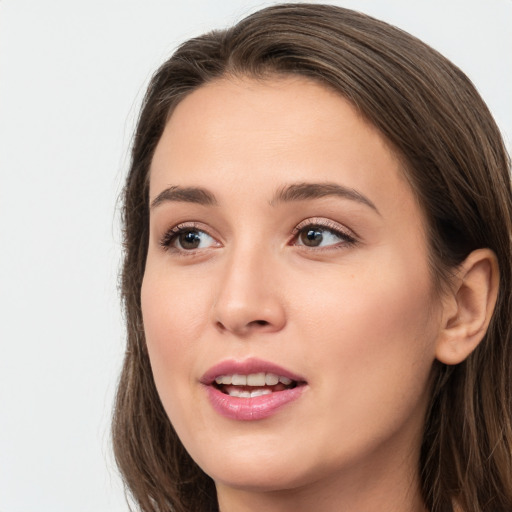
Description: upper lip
xmin=200 ymin=357 xmax=306 ymax=385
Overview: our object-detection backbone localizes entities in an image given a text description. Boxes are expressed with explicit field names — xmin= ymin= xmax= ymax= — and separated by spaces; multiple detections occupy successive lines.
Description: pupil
xmin=180 ymin=230 xmax=201 ymax=249
xmin=302 ymin=228 xmax=323 ymax=247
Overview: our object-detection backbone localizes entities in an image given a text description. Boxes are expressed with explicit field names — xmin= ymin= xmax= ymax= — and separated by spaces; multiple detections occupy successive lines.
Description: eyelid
xmin=157 ymin=217 xmax=358 ymax=254
xmin=159 ymin=221 xmax=221 ymax=252
xmin=292 ymin=217 xmax=358 ymax=241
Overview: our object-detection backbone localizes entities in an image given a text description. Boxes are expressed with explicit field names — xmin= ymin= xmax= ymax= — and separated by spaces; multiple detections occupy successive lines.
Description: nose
xmin=212 ymin=246 xmax=286 ymax=336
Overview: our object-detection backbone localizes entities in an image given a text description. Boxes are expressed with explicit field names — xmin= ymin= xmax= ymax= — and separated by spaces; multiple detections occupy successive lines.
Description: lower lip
xmin=204 ymin=385 xmax=306 ymax=421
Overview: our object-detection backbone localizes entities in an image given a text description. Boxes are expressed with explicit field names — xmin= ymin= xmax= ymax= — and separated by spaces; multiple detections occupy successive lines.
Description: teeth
xmin=247 ymin=372 xmax=265 ymax=386
xmin=227 ymin=388 xmax=273 ymax=398
xmin=250 ymin=389 xmax=272 ymax=397
xmin=215 ymin=375 xmax=232 ymax=385
xmin=265 ymin=373 xmax=279 ymax=385
xmin=214 ymin=372 xmax=295 ymax=387
xmin=232 ymin=374 xmax=247 ymax=385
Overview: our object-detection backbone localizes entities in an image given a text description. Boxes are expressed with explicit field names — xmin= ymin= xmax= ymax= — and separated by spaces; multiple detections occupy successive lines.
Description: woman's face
xmin=142 ymin=77 xmax=443 ymax=501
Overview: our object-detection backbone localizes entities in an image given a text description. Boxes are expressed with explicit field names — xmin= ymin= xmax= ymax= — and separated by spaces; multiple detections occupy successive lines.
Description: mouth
xmin=201 ymin=359 xmax=307 ymax=420
xmin=213 ymin=372 xmax=301 ymax=398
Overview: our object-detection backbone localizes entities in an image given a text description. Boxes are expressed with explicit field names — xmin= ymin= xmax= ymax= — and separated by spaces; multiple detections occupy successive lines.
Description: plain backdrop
xmin=0 ymin=1 xmax=510 ymax=511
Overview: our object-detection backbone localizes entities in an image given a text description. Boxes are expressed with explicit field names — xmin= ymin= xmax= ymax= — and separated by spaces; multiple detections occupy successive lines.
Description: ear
xmin=436 ymin=248 xmax=499 ymax=365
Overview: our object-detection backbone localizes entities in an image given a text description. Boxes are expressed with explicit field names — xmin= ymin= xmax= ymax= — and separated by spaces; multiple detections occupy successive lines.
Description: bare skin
xmin=142 ymin=76 xmax=497 ymax=512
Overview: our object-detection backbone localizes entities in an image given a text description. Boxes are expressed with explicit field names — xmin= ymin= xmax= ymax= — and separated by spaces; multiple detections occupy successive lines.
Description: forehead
xmin=149 ymin=76 xmax=420 ymax=224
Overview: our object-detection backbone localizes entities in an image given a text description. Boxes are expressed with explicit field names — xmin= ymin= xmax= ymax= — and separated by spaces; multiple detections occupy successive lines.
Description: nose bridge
xmin=212 ymin=237 xmax=286 ymax=335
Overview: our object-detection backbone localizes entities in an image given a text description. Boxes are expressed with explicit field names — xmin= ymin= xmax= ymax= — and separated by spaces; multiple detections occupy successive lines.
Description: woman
xmin=112 ymin=4 xmax=512 ymax=511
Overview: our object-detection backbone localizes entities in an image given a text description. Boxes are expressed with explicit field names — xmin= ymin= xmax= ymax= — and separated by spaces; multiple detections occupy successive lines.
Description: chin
xmin=190 ymin=436 xmax=327 ymax=493
xmin=207 ymin=460 xmax=313 ymax=493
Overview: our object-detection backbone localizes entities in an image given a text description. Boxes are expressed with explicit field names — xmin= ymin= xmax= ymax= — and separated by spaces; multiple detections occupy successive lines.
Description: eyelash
xmin=159 ymin=219 xmax=357 ymax=254
xmin=159 ymin=222 xmax=211 ymax=252
xmin=292 ymin=218 xmax=357 ymax=249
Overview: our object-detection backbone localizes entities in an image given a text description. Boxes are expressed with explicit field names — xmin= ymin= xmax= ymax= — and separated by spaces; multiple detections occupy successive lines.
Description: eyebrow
xmin=150 ymin=186 xmax=218 ymax=209
xmin=150 ymin=182 xmax=379 ymax=214
xmin=270 ymin=182 xmax=379 ymax=214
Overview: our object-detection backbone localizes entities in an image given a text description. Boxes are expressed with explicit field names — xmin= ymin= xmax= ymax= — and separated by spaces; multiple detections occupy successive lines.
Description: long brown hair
xmin=112 ymin=4 xmax=512 ymax=511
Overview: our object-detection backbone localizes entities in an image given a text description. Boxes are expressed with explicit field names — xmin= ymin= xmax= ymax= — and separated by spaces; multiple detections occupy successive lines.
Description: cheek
xmin=142 ymin=262 xmax=210 ymax=343
xmin=292 ymin=251 xmax=439 ymax=429
xmin=140 ymin=265 xmax=212 ymax=406
xmin=297 ymin=254 xmax=436 ymax=346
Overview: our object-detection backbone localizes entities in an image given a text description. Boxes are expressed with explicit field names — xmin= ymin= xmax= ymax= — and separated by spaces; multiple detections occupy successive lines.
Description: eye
xmin=293 ymin=220 xmax=356 ymax=249
xmin=160 ymin=224 xmax=219 ymax=252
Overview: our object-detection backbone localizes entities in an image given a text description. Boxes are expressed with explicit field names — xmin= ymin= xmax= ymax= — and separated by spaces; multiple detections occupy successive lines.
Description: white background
xmin=0 ymin=1 xmax=510 ymax=511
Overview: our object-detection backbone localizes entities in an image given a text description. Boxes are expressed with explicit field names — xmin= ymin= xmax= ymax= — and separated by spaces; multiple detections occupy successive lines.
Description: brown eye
xmin=295 ymin=224 xmax=355 ymax=249
xmin=178 ymin=230 xmax=202 ymax=249
xmin=160 ymin=226 xmax=218 ymax=251
xmin=300 ymin=228 xmax=324 ymax=247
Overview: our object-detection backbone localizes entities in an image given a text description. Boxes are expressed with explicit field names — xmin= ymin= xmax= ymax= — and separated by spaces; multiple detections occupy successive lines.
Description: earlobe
xmin=435 ymin=249 xmax=499 ymax=365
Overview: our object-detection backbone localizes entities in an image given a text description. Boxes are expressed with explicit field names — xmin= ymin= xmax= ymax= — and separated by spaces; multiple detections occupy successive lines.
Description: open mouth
xmin=203 ymin=361 xmax=307 ymax=420
xmin=213 ymin=372 xmax=302 ymax=398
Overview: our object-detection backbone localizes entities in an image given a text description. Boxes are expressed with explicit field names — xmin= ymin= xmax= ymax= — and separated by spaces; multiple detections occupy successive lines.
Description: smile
xmin=201 ymin=360 xmax=307 ymax=421
xmin=214 ymin=372 xmax=295 ymax=397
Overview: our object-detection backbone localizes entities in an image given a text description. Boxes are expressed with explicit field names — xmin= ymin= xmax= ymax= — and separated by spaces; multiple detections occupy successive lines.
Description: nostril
xmin=215 ymin=318 xmax=272 ymax=334
xmin=215 ymin=319 xmax=269 ymax=332
xmin=252 ymin=320 xmax=269 ymax=327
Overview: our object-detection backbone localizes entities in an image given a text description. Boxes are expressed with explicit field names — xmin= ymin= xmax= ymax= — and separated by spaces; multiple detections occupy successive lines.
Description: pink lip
xmin=200 ymin=358 xmax=307 ymax=421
